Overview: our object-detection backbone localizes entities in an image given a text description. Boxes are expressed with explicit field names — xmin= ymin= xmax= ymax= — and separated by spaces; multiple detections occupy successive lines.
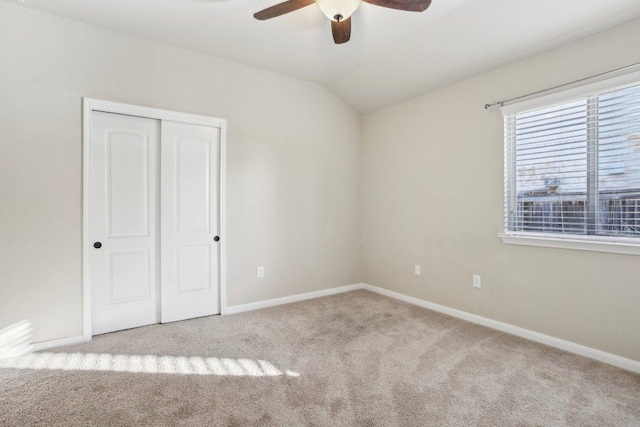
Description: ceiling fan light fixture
xmin=316 ymin=0 xmax=361 ymax=22
xmin=253 ymin=0 xmax=433 ymax=45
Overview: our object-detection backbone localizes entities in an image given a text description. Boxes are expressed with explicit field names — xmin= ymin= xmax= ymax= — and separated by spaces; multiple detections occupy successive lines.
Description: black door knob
xmin=213 ymin=236 xmax=220 ymax=242
xmin=94 ymin=242 xmax=102 ymax=249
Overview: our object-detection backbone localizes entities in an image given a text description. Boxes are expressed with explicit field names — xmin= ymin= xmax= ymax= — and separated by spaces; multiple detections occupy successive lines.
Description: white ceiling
xmin=6 ymin=0 xmax=640 ymax=113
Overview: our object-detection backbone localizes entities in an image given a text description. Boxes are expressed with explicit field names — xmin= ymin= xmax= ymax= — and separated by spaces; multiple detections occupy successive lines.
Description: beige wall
xmin=0 ymin=3 xmax=362 ymax=343
xmin=361 ymin=18 xmax=640 ymax=362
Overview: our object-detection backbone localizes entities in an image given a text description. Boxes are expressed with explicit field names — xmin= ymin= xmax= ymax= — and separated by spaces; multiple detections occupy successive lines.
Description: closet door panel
xmin=107 ymin=133 xmax=150 ymax=237
xmin=89 ymin=112 xmax=159 ymax=335
xmin=177 ymin=246 xmax=211 ymax=292
xmin=161 ymin=121 xmax=221 ymax=323
xmin=177 ymin=138 xmax=210 ymax=233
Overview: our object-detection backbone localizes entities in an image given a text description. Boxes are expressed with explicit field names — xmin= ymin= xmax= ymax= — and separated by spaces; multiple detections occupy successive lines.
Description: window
xmin=501 ymin=72 xmax=640 ymax=255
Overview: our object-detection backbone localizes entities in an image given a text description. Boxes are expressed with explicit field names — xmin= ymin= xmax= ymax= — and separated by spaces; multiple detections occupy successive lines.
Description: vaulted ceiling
xmin=6 ymin=0 xmax=640 ymax=113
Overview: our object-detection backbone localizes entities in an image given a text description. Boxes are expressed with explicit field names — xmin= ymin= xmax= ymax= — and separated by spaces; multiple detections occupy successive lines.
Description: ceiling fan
xmin=254 ymin=0 xmax=432 ymax=45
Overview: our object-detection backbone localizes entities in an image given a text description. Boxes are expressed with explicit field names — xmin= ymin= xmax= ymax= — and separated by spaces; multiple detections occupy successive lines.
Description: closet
xmin=86 ymin=104 xmax=224 ymax=336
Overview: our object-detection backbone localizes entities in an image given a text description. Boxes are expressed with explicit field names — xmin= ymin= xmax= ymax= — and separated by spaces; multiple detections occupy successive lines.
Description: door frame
xmin=82 ymin=98 xmax=228 ymax=340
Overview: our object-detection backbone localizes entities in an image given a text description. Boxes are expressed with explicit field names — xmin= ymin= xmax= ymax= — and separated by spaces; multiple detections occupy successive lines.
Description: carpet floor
xmin=1 ymin=290 xmax=639 ymax=426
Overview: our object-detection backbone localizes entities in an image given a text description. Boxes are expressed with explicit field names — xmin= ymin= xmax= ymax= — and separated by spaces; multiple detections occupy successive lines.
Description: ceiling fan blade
xmin=331 ymin=17 xmax=351 ymax=44
xmin=362 ymin=0 xmax=431 ymax=12
xmin=254 ymin=0 xmax=315 ymax=20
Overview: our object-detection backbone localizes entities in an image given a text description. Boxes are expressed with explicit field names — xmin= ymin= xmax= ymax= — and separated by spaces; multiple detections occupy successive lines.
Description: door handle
xmin=213 ymin=236 xmax=220 ymax=242
xmin=94 ymin=242 xmax=102 ymax=249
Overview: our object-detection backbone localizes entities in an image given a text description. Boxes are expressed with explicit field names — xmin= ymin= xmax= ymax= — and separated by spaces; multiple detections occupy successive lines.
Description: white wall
xmin=0 ymin=2 xmax=362 ymax=343
xmin=361 ymin=18 xmax=640 ymax=362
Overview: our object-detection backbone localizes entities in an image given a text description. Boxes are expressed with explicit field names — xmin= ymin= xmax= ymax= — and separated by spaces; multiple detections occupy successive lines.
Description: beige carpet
xmin=1 ymin=290 xmax=639 ymax=426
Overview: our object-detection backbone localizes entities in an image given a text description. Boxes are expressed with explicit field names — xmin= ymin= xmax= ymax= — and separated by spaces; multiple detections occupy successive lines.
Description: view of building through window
xmin=506 ymin=83 xmax=640 ymax=237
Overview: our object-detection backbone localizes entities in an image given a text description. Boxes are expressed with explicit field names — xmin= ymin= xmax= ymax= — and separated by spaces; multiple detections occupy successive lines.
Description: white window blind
xmin=503 ymin=78 xmax=640 ymax=242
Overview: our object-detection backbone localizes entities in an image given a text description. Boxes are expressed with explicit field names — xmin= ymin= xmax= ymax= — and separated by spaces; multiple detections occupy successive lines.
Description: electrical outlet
xmin=415 ymin=265 xmax=421 ymax=276
xmin=257 ymin=266 xmax=265 ymax=278
xmin=473 ymin=275 xmax=482 ymax=289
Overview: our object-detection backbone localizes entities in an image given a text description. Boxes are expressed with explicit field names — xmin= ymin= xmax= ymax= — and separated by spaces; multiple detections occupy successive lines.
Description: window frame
xmin=499 ymin=70 xmax=640 ymax=256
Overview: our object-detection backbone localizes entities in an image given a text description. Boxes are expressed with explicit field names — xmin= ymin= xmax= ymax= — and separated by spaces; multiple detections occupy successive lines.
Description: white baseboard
xmin=27 ymin=284 xmax=640 ymax=373
xmin=225 ymin=283 xmax=364 ymax=315
xmin=362 ymin=283 xmax=640 ymax=374
xmin=32 ymin=335 xmax=89 ymax=352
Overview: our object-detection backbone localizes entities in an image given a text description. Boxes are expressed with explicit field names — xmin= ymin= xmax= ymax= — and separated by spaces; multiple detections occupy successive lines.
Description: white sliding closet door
xmin=90 ymin=112 xmax=159 ymax=335
xmin=160 ymin=121 xmax=221 ymax=323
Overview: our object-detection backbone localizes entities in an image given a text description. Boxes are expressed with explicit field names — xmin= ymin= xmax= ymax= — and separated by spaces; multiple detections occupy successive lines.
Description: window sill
xmin=498 ymin=233 xmax=640 ymax=256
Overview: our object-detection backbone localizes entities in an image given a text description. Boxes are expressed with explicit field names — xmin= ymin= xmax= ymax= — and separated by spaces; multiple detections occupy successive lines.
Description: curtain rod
xmin=483 ymin=61 xmax=640 ymax=110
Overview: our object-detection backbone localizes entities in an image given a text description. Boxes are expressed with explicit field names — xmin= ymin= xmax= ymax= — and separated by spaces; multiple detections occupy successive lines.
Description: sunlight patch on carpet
xmin=0 ymin=352 xmax=301 ymax=377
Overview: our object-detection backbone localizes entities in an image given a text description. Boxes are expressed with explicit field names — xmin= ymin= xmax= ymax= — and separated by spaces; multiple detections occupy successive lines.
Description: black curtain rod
xmin=483 ymin=61 xmax=640 ymax=110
